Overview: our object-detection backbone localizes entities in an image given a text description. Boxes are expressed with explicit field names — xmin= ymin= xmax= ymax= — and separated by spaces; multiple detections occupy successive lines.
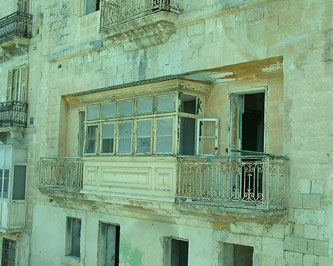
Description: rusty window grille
xmin=1 ymin=239 xmax=16 ymax=266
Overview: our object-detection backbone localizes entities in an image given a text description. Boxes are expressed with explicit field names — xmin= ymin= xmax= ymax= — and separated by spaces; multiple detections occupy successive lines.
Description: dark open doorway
xmin=241 ymin=93 xmax=265 ymax=152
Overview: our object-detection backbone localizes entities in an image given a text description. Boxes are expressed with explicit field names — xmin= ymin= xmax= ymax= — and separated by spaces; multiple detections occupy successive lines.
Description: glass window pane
xmin=156 ymin=119 xmax=173 ymax=153
xmin=118 ymin=122 xmax=132 ymax=154
xmin=157 ymin=95 xmax=174 ymax=113
xmin=86 ymin=126 xmax=97 ymax=153
xmin=136 ymin=120 xmax=151 ymax=154
xmin=102 ymin=103 xmax=116 ymax=119
xmin=71 ymin=218 xmax=81 ymax=257
xmin=3 ymin=169 xmax=9 ymax=199
xmin=13 ymin=166 xmax=26 ymax=200
xmin=137 ymin=98 xmax=153 ymax=115
xmin=119 ymin=101 xmax=133 ymax=117
xmin=102 ymin=124 xmax=114 ymax=153
xmin=87 ymin=105 xmax=100 ymax=120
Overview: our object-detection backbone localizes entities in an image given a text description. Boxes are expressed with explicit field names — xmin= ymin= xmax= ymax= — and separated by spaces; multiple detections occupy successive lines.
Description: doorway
xmin=229 ymin=92 xmax=265 ymax=202
xmin=230 ymin=92 xmax=265 ymax=153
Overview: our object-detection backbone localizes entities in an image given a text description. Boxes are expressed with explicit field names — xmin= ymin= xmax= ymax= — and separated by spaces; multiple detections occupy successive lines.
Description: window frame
xmin=65 ymin=217 xmax=82 ymax=258
xmin=83 ymin=0 xmax=101 ymax=16
xmin=154 ymin=116 xmax=175 ymax=154
xmin=84 ymin=123 xmax=100 ymax=155
xmin=136 ymin=97 xmax=154 ymax=115
xmin=1 ymin=238 xmax=17 ymax=266
xmin=155 ymin=94 xmax=176 ymax=114
xmin=98 ymin=222 xmax=120 ymax=266
xmin=135 ymin=119 xmax=153 ymax=155
xmin=117 ymin=120 xmax=133 ymax=155
xmin=100 ymin=122 xmax=116 ymax=155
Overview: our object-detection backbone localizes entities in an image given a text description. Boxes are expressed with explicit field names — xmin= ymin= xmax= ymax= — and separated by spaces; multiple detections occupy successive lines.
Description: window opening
xmin=156 ymin=118 xmax=173 ymax=154
xmin=18 ymin=0 xmax=30 ymax=13
xmin=84 ymin=0 xmax=100 ymax=15
xmin=7 ymin=65 xmax=28 ymax=103
xmin=87 ymin=105 xmax=100 ymax=121
xmin=12 ymin=165 xmax=26 ymax=200
xmin=196 ymin=119 xmax=218 ymax=156
xmin=157 ymin=95 xmax=175 ymax=113
xmin=0 ymin=169 xmax=10 ymax=199
xmin=78 ymin=111 xmax=85 ymax=156
xmin=229 ymin=93 xmax=265 ymax=202
xmin=86 ymin=125 xmax=98 ymax=154
xmin=136 ymin=120 xmax=152 ymax=154
xmin=118 ymin=122 xmax=132 ymax=154
xmin=118 ymin=101 xmax=134 ymax=117
xmin=164 ymin=238 xmax=188 ymax=266
xmin=180 ymin=94 xmax=196 ymax=114
xmin=66 ymin=217 xmax=81 ymax=258
xmin=99 ymin=223 xmax=120 ymax=266
xmin=179 ymin=117 xmax=195 ymax=155
xmin=102 ymin=103 xmax=116 ymax=119
xmin=1 ymin=238 xmax=16 ymax=266
xmin=101 ymin=124 xmax=115 ymax=154
xmin=222 ymin=243 xmax=253 ymax=266
xmin=137 ymin=98 xmax=153 ymax=115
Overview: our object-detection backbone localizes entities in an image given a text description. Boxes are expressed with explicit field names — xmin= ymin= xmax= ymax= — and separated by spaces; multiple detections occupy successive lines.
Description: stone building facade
xmin=0 ymin=0 xmax=332 ymax=265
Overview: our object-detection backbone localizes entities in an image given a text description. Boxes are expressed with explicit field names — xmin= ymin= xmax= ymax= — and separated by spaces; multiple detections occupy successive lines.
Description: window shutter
xmin=7 ymin=70 xmax=13 ymax=101
xmin=20 ymin=65 xmax=28 ymax=102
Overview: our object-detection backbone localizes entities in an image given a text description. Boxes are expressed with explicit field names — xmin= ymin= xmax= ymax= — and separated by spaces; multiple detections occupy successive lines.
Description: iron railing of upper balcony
xmin=0 ymin=101 xmax=28 ymax=128
xmin=100 ymin=0 xmax=183 ymax=32
xmin=39 ymin=157 xmax=83 ymax=191
xmin=0 ymin=12 xmax=33 ymax=43
xmin=176 ymin=154 xmax=288 ymax=209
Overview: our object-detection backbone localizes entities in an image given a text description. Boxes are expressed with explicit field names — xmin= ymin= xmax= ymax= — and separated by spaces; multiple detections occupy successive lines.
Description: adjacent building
xmin=0 ymin=0 xmax=332 ymax=265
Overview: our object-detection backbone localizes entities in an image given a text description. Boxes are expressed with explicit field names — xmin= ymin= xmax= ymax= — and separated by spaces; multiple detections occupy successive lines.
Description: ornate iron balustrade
xmin=0 ymin=101 xmax=28 ymax=128
xmin=100 ymin=0 xmax=183 ymax=32
xmin=176 ymin=155 xmax=288 ymax=209
xmin=39 ymin=158 xmax=83 ymax=191
xmin=0 ymin=12 xmax=33 ymax=43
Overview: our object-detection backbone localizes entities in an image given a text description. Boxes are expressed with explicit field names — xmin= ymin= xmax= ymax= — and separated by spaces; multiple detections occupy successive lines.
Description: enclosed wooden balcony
xmin=38 ymin=154 xmax=288 ymax=210
xmin=0 ymin=12 xmax=33 ymax=58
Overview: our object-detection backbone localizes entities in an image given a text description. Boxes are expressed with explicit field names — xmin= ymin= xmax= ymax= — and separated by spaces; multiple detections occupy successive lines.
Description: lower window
xmin=164 ymin=238 xmax=188 ymax=266
xmin=66 ymin=217 xmax=81 ymax=258
xmin=98 ymin=223 xmax=120 ymax=266
xmin=1 ymin=238 xmax=16 ymax=266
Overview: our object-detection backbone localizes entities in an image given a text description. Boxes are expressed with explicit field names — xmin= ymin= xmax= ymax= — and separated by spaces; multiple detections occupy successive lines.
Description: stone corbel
xmin=0 ymin=47 xmax=11 ymax=59
xmin=15 ymin=43 xmax=28 ymax=54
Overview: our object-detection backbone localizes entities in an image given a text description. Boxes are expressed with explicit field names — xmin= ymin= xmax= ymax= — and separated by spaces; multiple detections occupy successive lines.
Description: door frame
xmin=228 ymin=86 xmax=268 ymax=155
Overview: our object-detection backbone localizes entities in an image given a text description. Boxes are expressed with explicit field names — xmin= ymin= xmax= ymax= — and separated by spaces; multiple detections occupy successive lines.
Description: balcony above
xmin=100 ymin=0 xmax=183 ymax=50
xmin=0 ymin=101 xmax=28 ymax=132
xmin=0 ymin=12 xmax=33 ymax=59
xmin=38 ymin=154 xmax=288 ymax=213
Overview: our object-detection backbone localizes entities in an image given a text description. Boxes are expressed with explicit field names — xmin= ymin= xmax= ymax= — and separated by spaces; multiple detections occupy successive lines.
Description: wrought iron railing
xmin=0 ymin=12 xmax=33 ymax=43
xmin=100 ymin=0 xmax=183 ymax=32
xmin=176 ymin=155 xmax=288 ymax=209
xmin=0 ymin=101 xmax=28 ymax=128
xmin=39 ymin=158 xmax=83 ymax=191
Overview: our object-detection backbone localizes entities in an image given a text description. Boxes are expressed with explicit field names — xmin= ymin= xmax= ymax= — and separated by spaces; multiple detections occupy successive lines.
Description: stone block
xmin=284 ymin=236 xmax=307 ymax=253
xmin=293 ymin=224 xmax=304 ymax=237
xmin=303 ymin=254 xmax=318 ymax=266
xmin=299 ymin=179 xmax=311 ymax=194
xmin=304 ymin=224 xmax=319 ymax=240
xmin=314 ymin=240 xmax=329 ymax=256
xmin=311 ymin=180 xmax=324 ymax=194
xmin=303 ymin=195 xmax=321 ymax=209
xmin=284 ymin=251 xmax=303 ymax=266
xmin=262 ymin=237 xmax=284 ymax=258
xmin=318 ymin=256 xmax=332 ymax=266
xmin=288 ymin=193 xmax=303 ymax=208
